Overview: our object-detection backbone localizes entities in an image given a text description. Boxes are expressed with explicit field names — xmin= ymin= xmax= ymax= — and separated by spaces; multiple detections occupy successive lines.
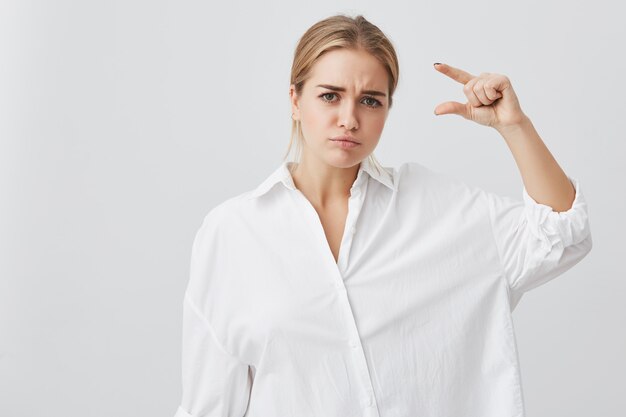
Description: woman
xmin=174 ymin=14 xmax=592 ymax=417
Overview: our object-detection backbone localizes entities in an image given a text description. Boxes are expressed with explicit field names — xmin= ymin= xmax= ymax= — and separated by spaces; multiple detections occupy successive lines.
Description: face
xmin=289 ymin=48 xmax=390 ymax=168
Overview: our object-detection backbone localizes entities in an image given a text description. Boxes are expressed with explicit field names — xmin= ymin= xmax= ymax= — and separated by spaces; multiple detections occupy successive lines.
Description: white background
xmin=1 ymin=0 xmax=624 ymax=416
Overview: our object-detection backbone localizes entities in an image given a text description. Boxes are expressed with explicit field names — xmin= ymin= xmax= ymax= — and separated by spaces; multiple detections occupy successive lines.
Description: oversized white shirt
xmin=174 ymin=157 xmax=592 ymax=417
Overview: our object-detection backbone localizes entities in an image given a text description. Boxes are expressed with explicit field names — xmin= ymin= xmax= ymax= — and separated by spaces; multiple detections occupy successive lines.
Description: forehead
xmin=307 ymin=48 xmax=388 ymax=90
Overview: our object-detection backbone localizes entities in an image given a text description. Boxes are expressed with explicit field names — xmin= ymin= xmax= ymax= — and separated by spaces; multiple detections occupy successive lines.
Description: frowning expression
xmin=290 ymin=47 xmax=390 ymax=167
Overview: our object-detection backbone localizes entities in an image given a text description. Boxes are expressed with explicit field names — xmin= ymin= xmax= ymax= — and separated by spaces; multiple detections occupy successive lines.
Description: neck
xmin=290 ymin=154 xmax=360 ymax=208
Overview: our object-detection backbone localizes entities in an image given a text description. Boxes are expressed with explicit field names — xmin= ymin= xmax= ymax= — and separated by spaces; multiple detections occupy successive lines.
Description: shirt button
xmin=349 ymin=340 xmax=359 ymax=348
xmin=365 ymin=396 xmax=375 ymax=407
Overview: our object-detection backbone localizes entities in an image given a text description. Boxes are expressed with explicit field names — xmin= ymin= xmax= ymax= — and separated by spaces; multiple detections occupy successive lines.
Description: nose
xmin=338 ymin=100 xmax=359 ymax=131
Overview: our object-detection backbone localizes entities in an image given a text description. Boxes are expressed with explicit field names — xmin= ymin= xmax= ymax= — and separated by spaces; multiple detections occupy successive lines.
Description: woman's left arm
xmin=495 ymin=116 xmax=575 ymax=213
xmin=433 ymin=62 xmax=575 ymax=212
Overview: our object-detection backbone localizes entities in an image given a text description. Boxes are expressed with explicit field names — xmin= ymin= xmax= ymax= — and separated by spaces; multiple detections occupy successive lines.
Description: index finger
xmin=434 ymin=63 xmax=476 ymax=84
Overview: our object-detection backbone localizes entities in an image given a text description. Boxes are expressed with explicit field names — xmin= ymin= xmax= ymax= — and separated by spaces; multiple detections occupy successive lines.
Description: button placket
xmin=340 ymin=179 xmax=379 ymax=415
xmin=292 ymin=175 xmax=379 ymax=416
xmin=335 ymin=292 xmax=378 ymax=414
xmin=337 ymin=179 xmax=368 ymax=275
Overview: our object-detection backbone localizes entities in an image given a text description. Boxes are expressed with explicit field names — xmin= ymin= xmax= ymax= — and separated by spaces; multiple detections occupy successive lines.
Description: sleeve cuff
xmin=521 ymin=175 xmax=591 ymax=250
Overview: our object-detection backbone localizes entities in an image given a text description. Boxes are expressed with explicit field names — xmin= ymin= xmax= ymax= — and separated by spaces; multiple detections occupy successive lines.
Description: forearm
xmin=495 ymin=116 xmax=576 ymax=213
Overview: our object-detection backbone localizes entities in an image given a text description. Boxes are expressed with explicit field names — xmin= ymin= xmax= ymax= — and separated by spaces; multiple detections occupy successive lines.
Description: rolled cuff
xmin=521 ymin=175 xmax=591 ymax=251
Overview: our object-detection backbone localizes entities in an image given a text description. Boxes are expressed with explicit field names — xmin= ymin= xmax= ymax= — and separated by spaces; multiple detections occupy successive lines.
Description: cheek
xmin=302 ymin=103 xmax=332 ymax=125
xmin=300 ymin=105 xmax=335 ymax=138
xmin=363 ymin=113 xmax=387 ymax=131
xmin=299 ymin=103 xmax=327 ymax=141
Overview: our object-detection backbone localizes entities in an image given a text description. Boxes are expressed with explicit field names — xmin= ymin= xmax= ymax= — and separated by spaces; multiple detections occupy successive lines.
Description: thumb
xmin=434 ymin=101 xmax=468 ymax=117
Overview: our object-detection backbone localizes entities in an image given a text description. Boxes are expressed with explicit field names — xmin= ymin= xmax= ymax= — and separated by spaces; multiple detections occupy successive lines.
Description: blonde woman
xmin=174 ymin=14 xmax=592 ymax=417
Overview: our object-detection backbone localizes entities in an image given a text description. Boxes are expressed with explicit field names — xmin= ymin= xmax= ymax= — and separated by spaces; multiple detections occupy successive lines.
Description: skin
xmin=289 ymin=48 xmax=390 ymax=262
xmin=289 ymin=48 xmax=390 ymax=206
xmin=433 ymin=63 xmax=576 ymax=213
xmin=288 ymin=51 xmax=576 ymax=263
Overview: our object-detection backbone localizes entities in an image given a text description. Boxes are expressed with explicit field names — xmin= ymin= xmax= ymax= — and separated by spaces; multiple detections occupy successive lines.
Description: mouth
xmin=330 ymin=136 xmax=361 ymax=144
xmin=329 ymin=138 xmax=360 ymax=149
xmin=331 ymin=139 xmax=360 ymax=144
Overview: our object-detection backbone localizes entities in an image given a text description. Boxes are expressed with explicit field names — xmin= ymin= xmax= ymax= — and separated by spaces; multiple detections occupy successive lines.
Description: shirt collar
xmin=248 ymin=157 xmax=396 ymax=200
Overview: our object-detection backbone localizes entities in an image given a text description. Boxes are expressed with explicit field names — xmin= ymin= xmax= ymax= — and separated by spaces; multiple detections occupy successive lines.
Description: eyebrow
xmin=315 ymin=84 xmax=387 ymax=97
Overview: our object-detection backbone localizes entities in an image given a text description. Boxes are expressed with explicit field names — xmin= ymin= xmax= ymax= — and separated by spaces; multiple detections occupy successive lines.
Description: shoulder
xmin=196 ymin=191 xmax=252 ymax=234
xmin=395 ymin=161 xmax=478 ymax=195
xmin=393 ymin=161 xmax=495 ymax=220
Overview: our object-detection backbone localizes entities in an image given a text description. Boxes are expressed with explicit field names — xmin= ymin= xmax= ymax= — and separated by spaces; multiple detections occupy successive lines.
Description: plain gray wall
xmin=1 ymin=0 xmax=624 ymax=416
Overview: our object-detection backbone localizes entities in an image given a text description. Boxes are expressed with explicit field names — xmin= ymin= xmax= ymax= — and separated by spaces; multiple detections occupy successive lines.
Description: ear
xmin=289 ymin=84 xmax=300 ymax=121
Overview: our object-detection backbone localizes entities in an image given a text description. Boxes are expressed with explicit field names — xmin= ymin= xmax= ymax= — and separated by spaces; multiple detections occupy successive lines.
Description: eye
xmin=362 ymin=96 xmax=382 ymax=108
xmin=319 ymin=92 xmax=338 ymax=103
xmin=318 ymin=92 xmax=383 ymax=108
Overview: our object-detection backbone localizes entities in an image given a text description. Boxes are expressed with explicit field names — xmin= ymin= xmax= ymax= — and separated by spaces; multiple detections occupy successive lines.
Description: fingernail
xmin=434 ymin=62 xmax=442 ymax=67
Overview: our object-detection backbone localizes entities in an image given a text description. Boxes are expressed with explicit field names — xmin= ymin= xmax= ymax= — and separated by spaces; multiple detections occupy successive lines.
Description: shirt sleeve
xmin=484 ymin=175 xmax=593 ymax=310
xmin=173 ymin=292 xmax=253 ymax=417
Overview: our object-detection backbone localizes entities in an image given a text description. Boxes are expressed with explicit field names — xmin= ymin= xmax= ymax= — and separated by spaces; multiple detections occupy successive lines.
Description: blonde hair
xmin=283 ymin=14 xmax=400 ymax=176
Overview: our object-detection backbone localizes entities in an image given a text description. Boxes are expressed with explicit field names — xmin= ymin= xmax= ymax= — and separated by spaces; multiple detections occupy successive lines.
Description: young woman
xmin=174 ymin=14 xmax=592 ymax=417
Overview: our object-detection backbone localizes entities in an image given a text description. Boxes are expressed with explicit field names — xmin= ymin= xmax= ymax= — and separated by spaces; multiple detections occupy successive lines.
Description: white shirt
xmin=174 ymin=157 xmax=592 ymax=417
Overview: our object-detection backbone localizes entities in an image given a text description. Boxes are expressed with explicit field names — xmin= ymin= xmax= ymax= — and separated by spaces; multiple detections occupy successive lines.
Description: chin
xmin=324 ymin=153 xmax=366 ymax=169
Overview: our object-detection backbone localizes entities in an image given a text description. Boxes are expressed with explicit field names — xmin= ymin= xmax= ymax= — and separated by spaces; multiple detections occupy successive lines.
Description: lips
xmin=330 ymin=135 xmax=360 ymax=144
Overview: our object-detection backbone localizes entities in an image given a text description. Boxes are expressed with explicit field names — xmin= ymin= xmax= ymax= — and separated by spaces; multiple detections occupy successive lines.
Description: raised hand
xmin=433 ymin=63 xmax=527 ymax=131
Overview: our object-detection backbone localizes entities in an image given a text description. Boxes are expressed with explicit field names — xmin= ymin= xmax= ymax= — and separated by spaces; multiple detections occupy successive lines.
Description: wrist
xmin=494 ymin=114 xmax=532 ymax=137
